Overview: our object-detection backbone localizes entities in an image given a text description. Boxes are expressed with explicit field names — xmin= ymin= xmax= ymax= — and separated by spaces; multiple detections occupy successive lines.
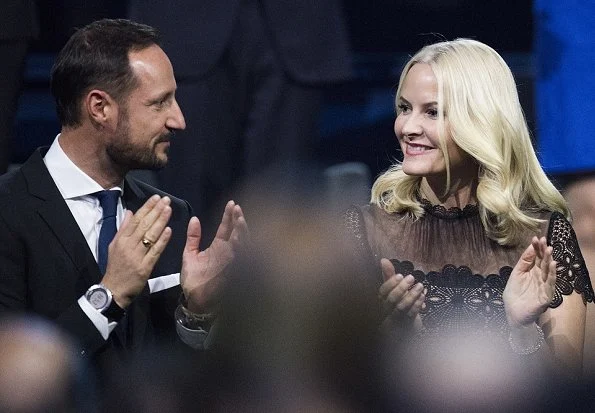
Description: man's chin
xmin=128 ymin=155 xmax=168 ymax=171
xmin=146 ymin=157 xmax=168 ymax=171
xmin=145 ymin=148 xmax=169 ymax=170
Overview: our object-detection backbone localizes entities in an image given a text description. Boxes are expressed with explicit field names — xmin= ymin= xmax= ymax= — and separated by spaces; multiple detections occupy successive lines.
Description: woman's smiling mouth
xmin=405 ymin=142 xmax=435 ymax=155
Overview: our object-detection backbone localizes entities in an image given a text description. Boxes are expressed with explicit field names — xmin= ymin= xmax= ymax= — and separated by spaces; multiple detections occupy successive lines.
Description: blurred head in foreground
xmin=0 ymin=315 xmax=87 ymax=413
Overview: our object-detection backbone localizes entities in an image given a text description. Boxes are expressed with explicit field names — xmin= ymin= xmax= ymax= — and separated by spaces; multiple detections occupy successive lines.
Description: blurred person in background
xmin=344 ymin=39 xmax=593 ymax=411
xmin=104 ymin=163 xmax=391 ymax=412
xmin=533 ymin=0 xmax=595 ymax=375
xmin=0 ymin=315 xmax=94 ymax=413
xmin=128 ymin=0 xmax=354 ymax=244
xmin=0 ymin=0 xmax=39 ymax=174
xmin=207 ymin=163 xmax=390 ymax=412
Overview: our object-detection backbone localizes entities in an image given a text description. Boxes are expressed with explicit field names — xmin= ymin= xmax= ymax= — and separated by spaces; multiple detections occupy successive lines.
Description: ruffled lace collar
xmin=420 ymin=198 xmax=479 ymax=219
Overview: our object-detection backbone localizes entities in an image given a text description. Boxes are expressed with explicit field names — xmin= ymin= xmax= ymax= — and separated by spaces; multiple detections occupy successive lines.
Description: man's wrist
xmin=174 ymin=301 xmax=216 ymax=350
xmin=175 ymin=299 xmax=215 ymax=331
xmin=85 ymin=284 xmax=126 ymax=322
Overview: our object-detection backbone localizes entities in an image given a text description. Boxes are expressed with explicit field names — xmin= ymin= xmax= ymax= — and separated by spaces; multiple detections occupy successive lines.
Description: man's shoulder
xmin=0 ymin=149 xmax=51 ymax=201
xmin=0 ymin=166 xmax=31 ymax=201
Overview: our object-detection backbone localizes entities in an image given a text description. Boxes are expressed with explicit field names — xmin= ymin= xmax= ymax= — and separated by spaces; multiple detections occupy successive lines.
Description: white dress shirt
xmin=43 ymin=135 xmax=180 ymax=340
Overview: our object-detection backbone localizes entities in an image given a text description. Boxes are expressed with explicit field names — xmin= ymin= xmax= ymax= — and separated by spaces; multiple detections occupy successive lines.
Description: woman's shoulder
xmin=528 ymin=209 xmax=595 ymax=307
xmin=344 ymin=203 xmax=408 ymax=226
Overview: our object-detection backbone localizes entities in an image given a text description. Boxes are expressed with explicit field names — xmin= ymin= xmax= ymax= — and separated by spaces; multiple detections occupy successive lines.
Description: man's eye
xmin=153 ymin=99 xmax=168 ymax=109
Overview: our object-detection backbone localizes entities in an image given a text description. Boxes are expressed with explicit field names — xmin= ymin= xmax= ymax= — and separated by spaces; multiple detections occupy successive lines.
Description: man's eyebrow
xmin=147 ymin=90 xmax=174 ymax=104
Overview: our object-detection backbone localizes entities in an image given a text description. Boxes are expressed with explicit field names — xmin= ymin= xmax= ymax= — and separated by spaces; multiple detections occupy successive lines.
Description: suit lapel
xmin=123 ymin=177 xmax=147 ymax=213
xmin=22 ymin=149 xmax=102 ymax=287
xmin=21 ymin=151 xmax=158 ymax=350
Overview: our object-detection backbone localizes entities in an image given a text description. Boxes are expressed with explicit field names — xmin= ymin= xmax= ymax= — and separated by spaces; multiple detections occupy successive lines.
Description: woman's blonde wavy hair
xmin=371 ymin=38 xmax=569 ymax=246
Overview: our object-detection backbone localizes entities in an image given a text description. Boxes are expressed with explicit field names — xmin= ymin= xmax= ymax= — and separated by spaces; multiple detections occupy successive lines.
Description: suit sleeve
xmin=0 ymin=212 xmax=108 ymax=358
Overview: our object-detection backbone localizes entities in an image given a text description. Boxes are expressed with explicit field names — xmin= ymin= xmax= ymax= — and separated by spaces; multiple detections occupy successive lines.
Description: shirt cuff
xmin=149 ymin=273 xmax=180 ymax=293
xmin=78 ymin=295 xmax=117 ymax=340
xmin=175 ymin=320 xmax=211 ymax=350
xmin=174 ymin=303 xmax=215 ymax=350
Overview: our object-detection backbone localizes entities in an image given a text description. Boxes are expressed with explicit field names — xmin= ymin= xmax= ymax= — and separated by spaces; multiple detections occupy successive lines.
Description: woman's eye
xmin=397 ymin=104 xmax=410 ymax=113
xmin=427 ymin=108 xmax=438 ymax=118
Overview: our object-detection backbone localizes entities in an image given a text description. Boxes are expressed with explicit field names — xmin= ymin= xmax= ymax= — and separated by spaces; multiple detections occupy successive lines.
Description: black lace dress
xmin=344 ymin=201 xmax=594 ymax=352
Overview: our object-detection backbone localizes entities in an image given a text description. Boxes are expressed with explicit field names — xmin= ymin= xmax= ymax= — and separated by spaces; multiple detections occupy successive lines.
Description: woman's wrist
xmin=508 ymin=323 xmax=545 ymax=355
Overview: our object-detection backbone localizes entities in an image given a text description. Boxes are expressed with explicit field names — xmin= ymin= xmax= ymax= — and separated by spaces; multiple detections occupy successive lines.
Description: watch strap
xmin=103 ymin=298 xmax=126 ymax=322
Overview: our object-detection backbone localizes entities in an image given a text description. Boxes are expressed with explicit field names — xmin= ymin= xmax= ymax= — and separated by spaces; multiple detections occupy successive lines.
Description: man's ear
xmin=85 ymin=89 xmax=118 ymax=129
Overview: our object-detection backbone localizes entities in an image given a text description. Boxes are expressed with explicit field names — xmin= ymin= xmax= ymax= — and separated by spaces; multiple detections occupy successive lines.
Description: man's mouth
xmin=156 ymin=132 xmax=173 ymax=144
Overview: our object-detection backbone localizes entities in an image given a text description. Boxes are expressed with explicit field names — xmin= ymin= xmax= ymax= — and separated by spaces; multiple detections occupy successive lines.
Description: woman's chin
xmin=402 ymin=163 xmax=431 ymax=177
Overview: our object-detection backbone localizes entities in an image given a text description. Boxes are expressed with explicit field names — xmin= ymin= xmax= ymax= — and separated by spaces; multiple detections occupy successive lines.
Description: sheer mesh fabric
xmin=344 ymin=202 xmax=594 ymax=346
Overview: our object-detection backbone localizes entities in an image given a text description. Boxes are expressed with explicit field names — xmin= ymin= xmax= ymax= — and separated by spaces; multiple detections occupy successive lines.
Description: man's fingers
xmin=118 ymin=210 xmax=134 ymax=233
xmin=120 ymin=195 xmax=162 ymax=237
xmin=230 ymin=215 xmax=248 ymax=248
xmin=184 ymin=216 xmax=202 ymax=255
xmin=143 ymin=227 xmax=172 ymax=264
xmin=141 ymin=204 xmax=172 ymax=249
xmin=214 ymin=201 xmax=235 ymax=241
xmin=132 ymin=197 xmax=171 ymax=241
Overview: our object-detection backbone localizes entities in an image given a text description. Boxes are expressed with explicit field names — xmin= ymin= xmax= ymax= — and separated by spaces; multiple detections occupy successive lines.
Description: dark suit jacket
xmin=128 ymin=0 xmax=352 ymax=83
xmin=0 ymin=148 xmax=192 ymax=365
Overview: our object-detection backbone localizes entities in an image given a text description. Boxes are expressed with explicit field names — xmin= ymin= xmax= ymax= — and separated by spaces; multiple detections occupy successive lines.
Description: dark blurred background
xmin=12 ymin=0 xmax=534 ymax=179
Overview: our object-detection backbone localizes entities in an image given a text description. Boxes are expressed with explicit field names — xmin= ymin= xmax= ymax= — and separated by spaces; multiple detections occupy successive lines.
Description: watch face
xmin=88 ymin=289 xmax=109 ymax=310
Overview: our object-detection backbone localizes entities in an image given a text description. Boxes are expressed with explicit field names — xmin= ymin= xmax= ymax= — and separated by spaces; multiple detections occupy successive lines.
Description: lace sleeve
xmin=343 ymin=205 xmax=379 ymax=276
xmin=547 ymin=212 xmax=595 ymax=308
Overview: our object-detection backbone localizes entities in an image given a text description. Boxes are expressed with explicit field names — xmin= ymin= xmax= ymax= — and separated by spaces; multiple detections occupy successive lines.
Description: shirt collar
xmin=43 ymin=134 xmax=123 ymax=200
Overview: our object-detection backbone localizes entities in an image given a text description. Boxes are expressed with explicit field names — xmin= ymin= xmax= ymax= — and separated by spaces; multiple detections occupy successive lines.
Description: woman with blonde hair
xmin=345 ymin=39 xmax=593 ymax=380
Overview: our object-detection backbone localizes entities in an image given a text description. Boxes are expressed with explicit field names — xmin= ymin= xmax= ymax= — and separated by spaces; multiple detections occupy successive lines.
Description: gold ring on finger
xmin=142 ymin=238 xmax=154 ymax=248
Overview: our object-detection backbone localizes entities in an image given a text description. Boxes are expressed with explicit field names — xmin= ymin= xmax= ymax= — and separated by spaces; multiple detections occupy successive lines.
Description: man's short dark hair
xmin=50 ymin=18 xmax=160 ymax=127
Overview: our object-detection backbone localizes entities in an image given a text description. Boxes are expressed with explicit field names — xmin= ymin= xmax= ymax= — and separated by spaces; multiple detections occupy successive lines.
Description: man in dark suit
xmin=0 ymin=0 xmax=39 ymax=174
xmin=0 ymin=19 xmax=246 ymax=375
xmin=128 ymin=0 xmax=353 ymax=240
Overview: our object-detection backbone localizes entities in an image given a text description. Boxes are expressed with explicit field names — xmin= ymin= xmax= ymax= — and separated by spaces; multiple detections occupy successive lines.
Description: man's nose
xmin=167 ymin=100 xmax=186 ymax=130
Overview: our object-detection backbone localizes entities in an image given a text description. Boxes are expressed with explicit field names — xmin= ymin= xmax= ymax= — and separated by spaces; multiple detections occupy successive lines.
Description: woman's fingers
xmin=540 ymin=245 xmax=553 ymax=282
xmin=395 ymin=282 xmax=424 ymax=312
xmin=547 ymin=259 xmax=558 ymax=289
xmin=378 ymin=259 xmax=425 ymax=320
xmin=380 ymin=258 xmax=396 ymax=282
xmin=407 ymin=290 xmax=426 ymax=318
xmin=382 ymin=276 xmax=421 ymax=316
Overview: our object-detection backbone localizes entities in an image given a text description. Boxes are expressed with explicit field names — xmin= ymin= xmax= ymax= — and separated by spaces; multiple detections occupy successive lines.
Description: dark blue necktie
xmin=94 ymin=190 xmax=120 ymax=274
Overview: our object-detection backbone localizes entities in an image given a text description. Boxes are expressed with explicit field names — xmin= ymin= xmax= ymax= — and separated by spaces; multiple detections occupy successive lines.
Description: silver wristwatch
xmin=85 ymin=284 xmax=125 ymax=322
